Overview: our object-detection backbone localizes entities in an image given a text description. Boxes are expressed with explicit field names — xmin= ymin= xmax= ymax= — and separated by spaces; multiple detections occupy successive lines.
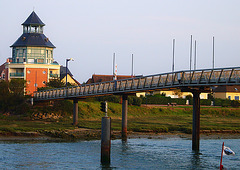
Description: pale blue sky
xmin=0 ymin=0 xmax=240 ymax=83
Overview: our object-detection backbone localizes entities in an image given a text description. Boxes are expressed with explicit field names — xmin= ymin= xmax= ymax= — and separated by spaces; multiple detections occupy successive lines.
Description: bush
xmin=0 ymin=80 xmax=30 ymax=115
xmin=128 ymin=96 xmax=142 ymax=106
xmin=97 ymin=95 xmax=121 ymax=103
xmin=231 ymin=100 xmax=240 ymax=108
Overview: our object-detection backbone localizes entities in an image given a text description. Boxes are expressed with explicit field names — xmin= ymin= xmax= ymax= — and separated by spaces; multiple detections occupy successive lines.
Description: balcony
xmin=49 ymin=73 xmax=59 ymax=78
xmin=10 ymin=72 xmax=24 ymax=77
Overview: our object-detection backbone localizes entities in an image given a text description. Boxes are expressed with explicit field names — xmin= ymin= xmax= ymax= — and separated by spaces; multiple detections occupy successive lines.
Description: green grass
xmin=0 ymin=101 xmax=240 ymax=134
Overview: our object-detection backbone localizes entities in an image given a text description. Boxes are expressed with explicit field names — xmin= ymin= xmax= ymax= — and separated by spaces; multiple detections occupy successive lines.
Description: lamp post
xmin=66 ymin=58 xmax=74 ymax=87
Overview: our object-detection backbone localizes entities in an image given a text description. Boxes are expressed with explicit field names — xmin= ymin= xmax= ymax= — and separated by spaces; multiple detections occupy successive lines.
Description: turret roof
xmin=10 ymin=33 xmax=55 ymax=48
xmin=22 ymin=11 xmax=45 ymax=26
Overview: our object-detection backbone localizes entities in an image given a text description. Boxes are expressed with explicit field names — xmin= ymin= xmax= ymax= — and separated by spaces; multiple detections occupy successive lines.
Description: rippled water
xmin=0 ymin=138 xmax=239 ymax=169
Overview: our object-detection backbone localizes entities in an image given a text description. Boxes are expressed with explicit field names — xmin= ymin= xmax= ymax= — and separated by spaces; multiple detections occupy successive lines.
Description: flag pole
xmin=220 ymin=142 xmax=224 ymax=170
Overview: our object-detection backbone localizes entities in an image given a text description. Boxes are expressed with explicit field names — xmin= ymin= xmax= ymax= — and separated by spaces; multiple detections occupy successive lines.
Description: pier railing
xmin=34 ymin=67 xmax=240 ymax=101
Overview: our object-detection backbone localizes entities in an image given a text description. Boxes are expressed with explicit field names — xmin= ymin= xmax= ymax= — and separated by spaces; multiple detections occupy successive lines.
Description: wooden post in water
xmin=122 ymin=95 xmax=128 ymax=140
xmin=192 ymin=91 xmax=200 ymax=151
xmin=101 ymin=116 xmax=111 ymax=165
xmin=73 ymin=99 xmax=78 ymax=125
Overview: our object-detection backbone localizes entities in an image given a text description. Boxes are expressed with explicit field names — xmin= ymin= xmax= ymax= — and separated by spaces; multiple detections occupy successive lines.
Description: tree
xmin=9 ymin=78 xmax=25 ymax=95
xmin=37 ymin=78 xmax=65 ymax=91
xmin=0 ymin=79 xmax=29 ymax=114
xmin=173 ymin=89 xmax=183 ymax=98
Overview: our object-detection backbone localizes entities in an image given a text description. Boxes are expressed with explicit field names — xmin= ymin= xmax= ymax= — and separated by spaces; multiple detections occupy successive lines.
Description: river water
xmin=0 ymin=137 xmax=239 ymax=169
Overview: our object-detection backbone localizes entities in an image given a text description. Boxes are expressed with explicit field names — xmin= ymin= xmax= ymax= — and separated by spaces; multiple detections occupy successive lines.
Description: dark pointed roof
xmin=22 ymin=11 xmax=45 ymax=26
xmin=11 ymin=33 xmax=55 ymax=48
xmin=60 ymin=66 xmax=73 ymax=79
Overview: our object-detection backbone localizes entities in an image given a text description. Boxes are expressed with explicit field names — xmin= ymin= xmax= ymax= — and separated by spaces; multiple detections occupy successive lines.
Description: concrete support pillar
xmin=122 ymin=95 xmax=128 ymax=140
xmin=192 ymin=91 xmax=200 ymax=151
xmin=73 ymin=99 xmax=78 ymax=126
xmin=101 ymin=117 xmax=111 ymax=165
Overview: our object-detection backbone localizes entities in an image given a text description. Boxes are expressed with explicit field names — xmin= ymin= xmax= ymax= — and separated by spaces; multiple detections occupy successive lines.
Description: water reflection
xmin=121 ymin=140 xmax=128 ymax=153
xmin=101 ymin=164 xmax=113 ymax=170
xmin=191 ymin=151 xmax=202 ymax=168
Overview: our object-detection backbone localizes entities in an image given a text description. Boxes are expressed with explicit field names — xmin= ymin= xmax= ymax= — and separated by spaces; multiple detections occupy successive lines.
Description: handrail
xmin=33 ymin=67 xmax=240 ymax=101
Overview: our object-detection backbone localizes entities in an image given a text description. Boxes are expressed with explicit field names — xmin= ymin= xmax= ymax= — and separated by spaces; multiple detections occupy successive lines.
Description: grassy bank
xmin=0 ymin=101 xmax=240 ymax=138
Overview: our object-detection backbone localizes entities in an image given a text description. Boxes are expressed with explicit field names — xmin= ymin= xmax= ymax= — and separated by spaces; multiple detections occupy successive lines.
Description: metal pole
xmin=122 ymin=95 xmax=128 ymax=140
xmin=192 ymin=91 xmax=200 ymax=151
xmin=194 ymin=40 xmax=197 ymax=70
xmin=66 ymin=59 xmax=68 ymax=87
xmin=172 ymin=39 xmax=175 ymax=73
xmin=101 ymin=116 xmax=111 ymax=165
xmin=113 ymin=53 xmax=115 ymax=80
xmin=73 ymin=99 xmax=78 ymax=125
xmin=190 ymin=35 xmax=193 ymax=71
xmin=131 ymin=54 xmax=134 ymax=78
xmin=213 ymin=37 xmax=214 ymax=69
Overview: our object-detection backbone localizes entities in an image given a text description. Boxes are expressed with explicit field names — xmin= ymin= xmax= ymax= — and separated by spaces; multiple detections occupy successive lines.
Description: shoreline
xmin=1 ymin=129 xmax=240 ymax=141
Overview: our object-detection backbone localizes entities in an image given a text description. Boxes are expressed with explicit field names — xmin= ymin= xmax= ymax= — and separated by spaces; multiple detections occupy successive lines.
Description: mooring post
xmin=122 ymin=95 xmax=128 ymax=140
xmin=73 ymin=99 xmax=78 ymax=126
xmin=192 ymin=91 xmax=200 ymax=151
xmin=101 ymin=116 xmax=111 ymax=165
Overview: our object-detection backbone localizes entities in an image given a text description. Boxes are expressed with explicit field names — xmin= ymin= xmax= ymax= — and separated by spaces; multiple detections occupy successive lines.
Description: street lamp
xmin=66 ymin=58 xmax=74 ymax=87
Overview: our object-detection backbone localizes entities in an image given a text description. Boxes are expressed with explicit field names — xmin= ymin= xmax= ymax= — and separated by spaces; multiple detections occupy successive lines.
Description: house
xmin=1 ymin=11 xmax=60 ymax=94
xmin=86 ymin=74 xmax=134 ymax=84
xmin=214 ymin=85 xmax=240 ymax=100
xmin=151 ymin=90 xmax=209 ymax=99
xmin=60 ymin=66 xmax=80 ymax=86
xmin=86 ymin=74 xmax=145 ymax=97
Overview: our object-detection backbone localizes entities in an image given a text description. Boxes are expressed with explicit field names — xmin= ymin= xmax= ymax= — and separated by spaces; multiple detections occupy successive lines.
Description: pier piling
xmin=101 ymin=116 xmax=111 ymax=165
xmin=192 ymin=91 xmax=200 ymax=151
xmin=73 ymin=99 xmax=78 ymax=126
xmin=122 ymin=95 xmax=128 ymax=140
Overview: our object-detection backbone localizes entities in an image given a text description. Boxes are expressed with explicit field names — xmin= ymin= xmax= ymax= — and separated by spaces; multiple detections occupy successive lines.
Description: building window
xmin=23 ymin=49 xmax=26 ymax=57
xmin=37 ymin=59 xmax=44 ymax=63
xmin=27 ymin=70 xmax=31 ymax=74
xmin=43 ymin=81 xmax=46 ymax=84
xmin=34 ymin=83 xmax=38 ymax=87
xmin=228 ymin=96 xmax=231 ymax=100
xmin=17 ymin=58 xmax=19 ymax=63
xmin=27 ymin=80 xmax=31 ymax=84
xmin=23 ymin=58 xmax=26 ymax=62
xmin=43 ymin=71 xmax=46 ymax=74
xmin=235 ymin=96 xmax=239 ymax=100
xmin=28 ymin=58 xmax=34 ymax=63
xmin=2 ymin=73 xmax=5 ymax=79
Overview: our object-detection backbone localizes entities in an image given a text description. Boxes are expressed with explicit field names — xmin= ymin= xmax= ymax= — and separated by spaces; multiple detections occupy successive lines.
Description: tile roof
xmin=60 ymin=66 xmax=80 ymax=85
xmin=22 ymin=11 xmax=45 ymax=26
xmin=11 ymin=33 xmax=55 ymax=48
xmin=60 ymin=66 xmax=73 ymax=79
xmin=214 ymin=85 xmax=240 ymax=93
xmin=0 ymin=63 xmax=6 ymax=74
xmin=86 ymin=74 xmax=134 ymax=84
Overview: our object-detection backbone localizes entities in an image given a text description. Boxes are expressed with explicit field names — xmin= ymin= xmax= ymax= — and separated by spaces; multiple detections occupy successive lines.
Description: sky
xmin=0 ymin=0 xmax=240 ymax=83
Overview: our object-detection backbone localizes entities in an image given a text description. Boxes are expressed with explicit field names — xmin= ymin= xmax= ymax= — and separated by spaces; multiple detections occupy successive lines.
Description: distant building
xmin=0 ymin=11 xmax=60 ymax=94
xmin=86 ymin=74 xmax=145 ymax=97
xmin=150 ymin=90 xmax=209 ymax=99
xmin=86 ymin=74 xmax=134 ymax=84
xmin=214 ymin=85 xmax=240 ymax=100
xmin=60 ymin=66 xmax=80 ymax=86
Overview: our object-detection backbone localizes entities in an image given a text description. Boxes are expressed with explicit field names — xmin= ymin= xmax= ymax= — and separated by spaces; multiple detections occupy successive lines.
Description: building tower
xmin=4 ymin=11 xmax=60 ymax=94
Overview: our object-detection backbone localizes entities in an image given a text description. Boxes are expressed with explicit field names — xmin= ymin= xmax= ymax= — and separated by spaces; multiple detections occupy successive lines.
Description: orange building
xmin=1 ymin=11 xmax=60 ymax=94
